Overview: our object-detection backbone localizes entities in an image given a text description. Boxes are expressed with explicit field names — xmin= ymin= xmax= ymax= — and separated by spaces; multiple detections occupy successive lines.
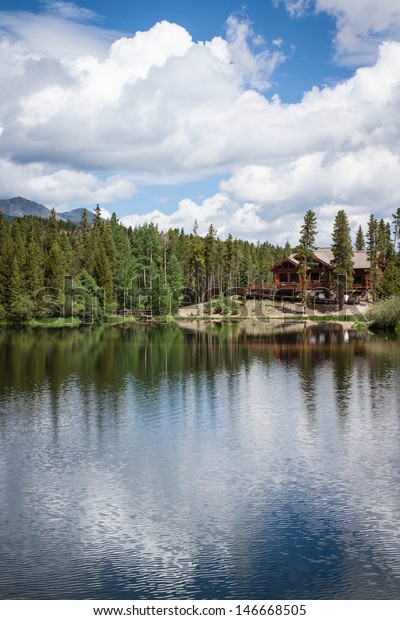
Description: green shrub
xmin=213 ymin=294 xmax=229 ymax=314
xmin=365 ymin=296 xmax=400 ymax=332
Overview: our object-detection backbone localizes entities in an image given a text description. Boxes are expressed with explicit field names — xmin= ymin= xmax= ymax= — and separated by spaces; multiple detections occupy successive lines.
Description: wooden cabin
xmin=247 ymin=248 xmax=371 ymax=300
xmin=272 ymin=248 xmax=370 ymax=289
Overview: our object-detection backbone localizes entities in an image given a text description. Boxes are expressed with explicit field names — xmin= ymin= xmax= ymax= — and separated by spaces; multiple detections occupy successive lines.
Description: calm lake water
xmin=0 ymin=323 xmax=400 ymax=600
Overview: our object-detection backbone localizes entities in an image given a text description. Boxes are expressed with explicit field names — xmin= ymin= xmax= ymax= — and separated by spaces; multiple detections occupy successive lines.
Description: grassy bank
xmin=0 ymin=315 xmax=139 ymax=329
xmin=27 ymin=317 xmax=83 ymax=328
xmin=0 ymin=309 xmax=369 ymax=329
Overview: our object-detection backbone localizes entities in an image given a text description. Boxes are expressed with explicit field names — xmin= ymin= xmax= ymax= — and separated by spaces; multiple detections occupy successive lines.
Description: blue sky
xmin=1 ymin=0 xmax=400 ymax=244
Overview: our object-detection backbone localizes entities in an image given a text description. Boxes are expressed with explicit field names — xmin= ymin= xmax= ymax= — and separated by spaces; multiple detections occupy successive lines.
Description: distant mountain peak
xmin=0 ymin=197 xmax=95 ymax=223
xmin=60 ymin=208 xmax=96 ymax=223
xmin=0 ymin=197 xmax=51 ymax=219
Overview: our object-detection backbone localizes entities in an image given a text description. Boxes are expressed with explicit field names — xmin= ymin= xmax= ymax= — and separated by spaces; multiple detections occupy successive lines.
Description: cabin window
xmin=354 ymin=274 xmax=363 ymax=285
xmin=279 ymin=273 xmax=288 ymax=283
xmin=289 ymin=273 xmax=299 ymax=283
xmin=310 ymin=272 xmax=320 ymax=282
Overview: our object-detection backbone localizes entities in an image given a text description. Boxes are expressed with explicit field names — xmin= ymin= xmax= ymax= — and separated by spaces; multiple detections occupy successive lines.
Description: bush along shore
xmin=365 ymin=296 xmax=400 ymax=335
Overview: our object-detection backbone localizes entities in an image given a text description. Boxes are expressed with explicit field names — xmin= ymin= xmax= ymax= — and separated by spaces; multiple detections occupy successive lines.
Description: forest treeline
xmin=2 ymin=204 xmax=400 ymax=325
xmin=0 ymin=206 xmax=290 ymax=323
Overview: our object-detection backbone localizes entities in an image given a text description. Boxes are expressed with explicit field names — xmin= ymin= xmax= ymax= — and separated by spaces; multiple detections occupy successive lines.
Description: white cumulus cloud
xmin=317 ymin=0 xmax=400 ymax=64
xmin=0 ymin=158 xmax=136 ymax=209
xmin=276 ymin=0 xmax=400 ymax=64
xmin=0 ymin=5 xmax=400 ymax=243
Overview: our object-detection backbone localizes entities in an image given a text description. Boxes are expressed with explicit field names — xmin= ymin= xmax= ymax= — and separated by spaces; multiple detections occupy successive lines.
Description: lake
xmin=0 ymin=323 xmax=400 ymax=599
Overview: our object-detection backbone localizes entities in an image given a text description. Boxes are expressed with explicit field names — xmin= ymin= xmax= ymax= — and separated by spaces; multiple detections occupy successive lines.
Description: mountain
xmin=0 ymin=197 xmax=96 ymax=223
xmin=60 ymin=208 xmax=96 ymax=223
xmin=0 ymin=197 xmax=51 ymax=219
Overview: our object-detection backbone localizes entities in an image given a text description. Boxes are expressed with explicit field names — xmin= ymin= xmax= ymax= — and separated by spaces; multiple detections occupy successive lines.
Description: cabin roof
xmin=285 ymin=249 xmax=332 ymax=268
xmin=314 ymin=248 xmax=369 ymax=269
xmin=272 ymin=248 xmax=370 ymax=271
xmin=352 ymin=251 xmax=370 ymax=269
xmin=314 ymin=247 xmax=334 ymax=266
xmin=272 ymin=256 xmax=300 ymax=268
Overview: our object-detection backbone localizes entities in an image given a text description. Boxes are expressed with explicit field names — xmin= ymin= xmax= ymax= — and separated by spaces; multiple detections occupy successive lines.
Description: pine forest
xmin=1 ymin=205 xmax=400 ymax=325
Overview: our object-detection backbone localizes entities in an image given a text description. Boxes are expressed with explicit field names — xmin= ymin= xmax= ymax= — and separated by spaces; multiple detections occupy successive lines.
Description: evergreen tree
xmin=93 ymin=245 xmax=114 ymax=307
xmin=110 ymin=212 xmax=130 ymax=291
xmin=0 ymin=236 xmax=14 ymax=308
xmin=283 ymin=240 xmax=291 ymax=257
xmin=223 ymin=233 xmax=235 ymax=292
xmin=85 ymin=204 xmax=104 ymax=272
xmin=233 ymin=239 xmax=242 ymax=290
xmin=47 ymin=241 xmax=65 ymax=292
xmin=258 ymin=243 xmax=274 ymax=284
xmin=25 ymin=238 xmax=44 ymax=299
xmin=8 ymin=256 xmax=34 ymax=323
xmin=296 ymin=210 xmax=318 ymax=313
xmin=375 ymin=216 xmax=395 ymax=292
xmin=378 ymin=258 xmax=400 ymax=298
xmin=188 ymin=232 xmax=205 ymax=301
xmin=385 ymin=222 xmax=395 ymax=261
xmin=92 ymin=204 xmax=104 ymax=233
xmin=204 ymin=224 xmax=217 ymax=298
xmin=59 ymin=231 xmax=74 ymax=276
xmin=392 ymin=207 xmax=400 ymax=254
xmin=331 ymin=210 xmax=354 ymax=310
xmin=166 ymin=228 xmax=180 ymax=261
xmin=131 ymin=223 xmax=163 ymax=290
xmin=176 ymin=228 xmax=190 ymax=290
xmin=166 ymin=255 xmax=184 ymax=314
xmin=366 ymin=215 xmax=380 ymax=301
xmin=377 ymin=218 xmax=391 ymax=270
xmin=72 ymin=270 xmax=106 ymax=324
xmin=44 ymin=208 xmax=60 ymax=252
xmin=355 ymin=225 xmax=365 ymax=250
xmin=0 ymin=212 xmax=9 ymax=246
xmin=118 ymin=254 xmax=140 ymax=315
xmin=238 ymin=242 xmax=252 ymax=288
xmin=79 ymin=208 xmax=91 ymax=239
xmin=145 ymin=262 xmax=162 ymax=313
xmin=75 ymin=208 xmax=92 ymax=271
xmin=0 ymin=212 xmax=10 ymax=315
xmin=102 ymin=220 xmax=118 ymax=282
xmin=12 ymin=220 xmax=26 ymax=268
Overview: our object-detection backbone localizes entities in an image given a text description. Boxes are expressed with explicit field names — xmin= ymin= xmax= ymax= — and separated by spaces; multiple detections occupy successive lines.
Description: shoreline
xmin=0 ymin=314 xmax=366 ymax=330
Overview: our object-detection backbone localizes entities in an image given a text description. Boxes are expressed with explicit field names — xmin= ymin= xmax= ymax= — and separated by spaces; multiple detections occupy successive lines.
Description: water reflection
xmin=0 ymin=325 xmax=400 ymax=599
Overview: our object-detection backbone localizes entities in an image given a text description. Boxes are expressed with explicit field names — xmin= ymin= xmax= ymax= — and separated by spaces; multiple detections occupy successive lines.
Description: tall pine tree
xmin=296 ymin=210 xmax=318 ymax=314
xmin=392 ymin=207 xmax=400 ymax=254
xmin=366 ymin=215 xmax=379 ymax=301
xmin=8 ymin=256 xmax=34 ymax=323
xmin=331 ymin=210 xmax=354 ymax=310
xmin=355 ymin=225 xmax=365 ymax=250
